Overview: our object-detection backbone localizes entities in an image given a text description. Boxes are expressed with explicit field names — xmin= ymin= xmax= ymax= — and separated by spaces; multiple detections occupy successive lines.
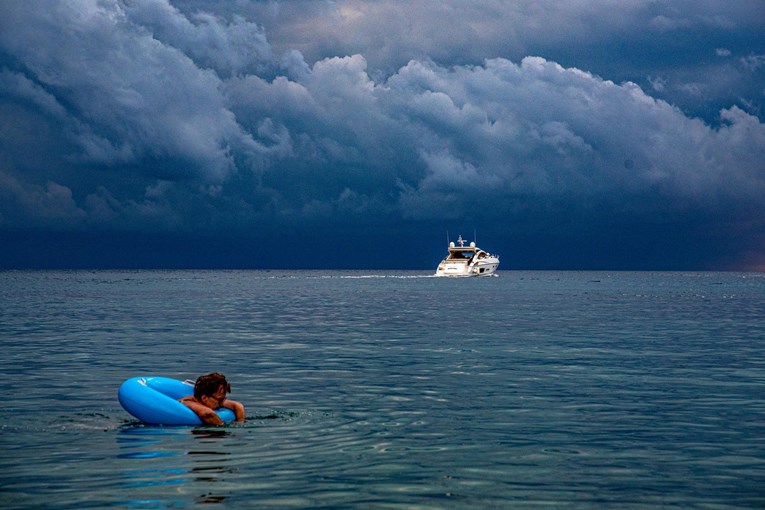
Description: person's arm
xmin=222 ymin=399 xmax=246 ymax=421
xmin=180 ymin=397 xmax=225 ymax=426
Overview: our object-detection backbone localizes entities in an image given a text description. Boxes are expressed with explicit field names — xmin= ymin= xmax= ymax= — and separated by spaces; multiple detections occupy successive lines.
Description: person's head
xmin=194 ymin=373 xmax=231 ymax=408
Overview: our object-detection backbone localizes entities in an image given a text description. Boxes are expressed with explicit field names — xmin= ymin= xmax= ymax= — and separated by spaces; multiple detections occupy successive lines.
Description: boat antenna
xmin=474 ymin=229 xmax=477 ymax=244
xmin=446 ymin=230 xmax=450 ymax=244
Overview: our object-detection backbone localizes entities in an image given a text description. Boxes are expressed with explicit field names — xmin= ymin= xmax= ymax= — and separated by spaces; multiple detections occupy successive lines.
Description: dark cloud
xmin=181 ymin=0 xmax=765 ymax=121
xmin=0 ymin=0 xmax=764 ymax=269
xmin=1 ymin=1 xmax=266 ymax=180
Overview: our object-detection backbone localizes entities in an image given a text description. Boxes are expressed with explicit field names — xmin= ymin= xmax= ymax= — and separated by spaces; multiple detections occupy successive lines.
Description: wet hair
xmin=193 ymin=372 xmax=231 ymax=400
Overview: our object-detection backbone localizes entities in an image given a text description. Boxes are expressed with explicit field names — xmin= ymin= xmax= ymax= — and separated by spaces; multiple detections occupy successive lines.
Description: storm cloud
xmin=1 ymin=0 xmax=764 ymax=269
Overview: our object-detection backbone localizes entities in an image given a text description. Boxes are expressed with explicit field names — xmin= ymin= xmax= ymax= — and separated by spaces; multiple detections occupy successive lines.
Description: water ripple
xmin=1 ymin=270 xmax=763 ymax=508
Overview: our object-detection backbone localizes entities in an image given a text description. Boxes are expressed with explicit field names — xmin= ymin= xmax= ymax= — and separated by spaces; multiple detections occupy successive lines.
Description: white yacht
xmin=435 ymin=235 xmax=500 ymax=277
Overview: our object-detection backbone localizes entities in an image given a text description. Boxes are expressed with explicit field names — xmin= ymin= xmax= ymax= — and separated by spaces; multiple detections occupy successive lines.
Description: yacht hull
xmin=435 ymin=256 xmax=500 ymax=277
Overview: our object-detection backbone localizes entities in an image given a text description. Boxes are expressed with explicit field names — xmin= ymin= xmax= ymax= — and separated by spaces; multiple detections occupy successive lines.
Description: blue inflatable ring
xmin=118 ymin=376 xmax=235 ymax=425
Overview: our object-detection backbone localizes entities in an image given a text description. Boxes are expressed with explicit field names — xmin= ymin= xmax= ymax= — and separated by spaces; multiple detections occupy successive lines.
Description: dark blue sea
xmin=1 ymin=270 xmax=763 ymax=509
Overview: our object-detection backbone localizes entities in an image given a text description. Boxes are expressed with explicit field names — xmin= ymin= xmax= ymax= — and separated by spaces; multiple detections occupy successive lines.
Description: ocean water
xmin=0 ymin=270 xmax=763 ymax=509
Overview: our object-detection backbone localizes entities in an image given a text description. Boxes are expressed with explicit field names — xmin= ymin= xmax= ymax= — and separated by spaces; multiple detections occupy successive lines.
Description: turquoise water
xmin=0 ymin=270 xmax=763 ymax=508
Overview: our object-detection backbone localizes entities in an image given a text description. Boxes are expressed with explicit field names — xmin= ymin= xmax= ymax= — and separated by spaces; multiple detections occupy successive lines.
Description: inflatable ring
xmin=118 ymin=376 xmax=235 ymax=425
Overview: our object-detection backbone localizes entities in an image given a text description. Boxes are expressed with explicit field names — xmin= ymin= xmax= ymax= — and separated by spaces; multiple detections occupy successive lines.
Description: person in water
xmin=179 ymin=373 xmax=246 ymax=425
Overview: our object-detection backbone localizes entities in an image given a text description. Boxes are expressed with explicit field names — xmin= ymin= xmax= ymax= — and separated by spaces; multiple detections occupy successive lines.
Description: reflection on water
xmin=190 ymin=429 xmax=232 ymax=440
xmin=117 ymin=425 xmax=238 ymax=506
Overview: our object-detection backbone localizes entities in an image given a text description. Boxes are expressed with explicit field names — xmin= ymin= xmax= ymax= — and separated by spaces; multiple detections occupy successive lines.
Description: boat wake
xmin=336 ymin=274 xmax=438 ymax=279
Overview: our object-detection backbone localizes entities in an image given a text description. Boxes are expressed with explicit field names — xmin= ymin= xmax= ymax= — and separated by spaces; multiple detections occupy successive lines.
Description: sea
xmin=0 ymin=270 xmax=763 ymax=509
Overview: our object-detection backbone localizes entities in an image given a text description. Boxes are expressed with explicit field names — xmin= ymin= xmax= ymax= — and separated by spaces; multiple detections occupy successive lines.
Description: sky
xmin=1 ymin=0 xmax=764 ymax=270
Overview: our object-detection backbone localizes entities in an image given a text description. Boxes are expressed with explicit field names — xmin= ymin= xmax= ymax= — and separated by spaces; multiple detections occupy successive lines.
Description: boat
xmin=435 ymin=235 xmax=500 ymax=277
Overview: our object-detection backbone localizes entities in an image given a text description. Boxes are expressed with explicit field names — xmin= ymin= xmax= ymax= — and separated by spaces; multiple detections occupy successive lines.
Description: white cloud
xmin=384 ymin=57 xmax=763 ymax=217
xmin=123 ymin=0 xmax=272 ymax=76
xmin=740 ymin=54 xmax=765 ymax=72
xmin=650 ymin=15 xmax=692 ymax=31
